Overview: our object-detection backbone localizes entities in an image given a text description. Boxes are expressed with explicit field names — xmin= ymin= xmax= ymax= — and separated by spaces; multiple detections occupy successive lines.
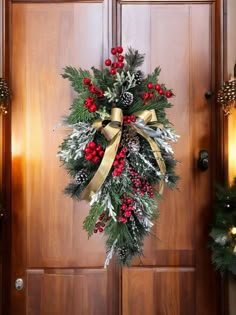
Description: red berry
xmin=119 ymin=159 xmax=125 ymax=165
xmin=89 ymin=85 xmax=97 ymax=94
xmin=147 ymin=83 xmax=153 ymax=89
xmin=89 ymin=142 xmax=97 ymax=149
xmin=149 ymin=92 xmax=154 ymax=98
xmin=85 ymin=154 xmax=93 ymax=161
xmin=130 ymin=115 xmax=136 ymax=122
xmin=111 ymin=47 xmax=117 ymax=55
xmin=126 ymin=198 xmax=132 ymax=204
xmin=92 ymin=156 xmax=100 ymax=163
xmin=105 ymin=59 xmax=112 ymax=66
xmin=91 ymin=150 xmax=97 ymax=156
xmin=89 ymin=104 xmax=97 ymax=112
xmin=83 ymin=78 xmax=91 ymax=85
xmin=99 ymin=151 xmax=104 ymax=157
xmin=110 ymin=68 xmax=117 ymax=75
xmin=87 ymin=96 xmax=94 ymax=102
xmin=84 ymin=147 xmax=92 ymax=154
xmin=94 ymin=229 xmax=98 ymax=233
xmin=113 ymin=160 xmax=119 ymax=166
xmin=159 ymin=89 xmax=164 ymax=95
xmin=99 ymin=227 xmax=104 ymax=232
xmin=112 ymin=62 xmax=119 ymax=69
xmin=155 ymin=84 xmax=161 ymax=91
xmin=124 ymin=211 xmax=132 ymax=217
xmin=97 ymin=90 xmax=104 ymax=98
xmin=118 ymin=62 xmax=124 ymax=68
xmin=121 ymin=204 xmax=127 ymax=210
xmin=166 ymin=90 xmax=172 ymax=98
xmin=128 ymin=205 xmax=133 ymax=211
xmin=117 ymin=46 xmax=123 ymax=54
xmin=117 ymin=55 xmax=124 ymax=62
xmin=142 ymin=92 xmax=149 ymax=100
xmin=96 ymin=145 xmax=102 ymax=151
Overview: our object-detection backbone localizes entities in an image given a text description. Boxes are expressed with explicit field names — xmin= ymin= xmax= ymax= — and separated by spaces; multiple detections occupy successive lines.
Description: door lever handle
xmin=198 ymin=150 xmax=209 ymax=171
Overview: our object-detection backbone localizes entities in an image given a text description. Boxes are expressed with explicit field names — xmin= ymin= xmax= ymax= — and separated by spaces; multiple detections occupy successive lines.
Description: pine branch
xmin=125 ymin=47 xmax=145 ymax=72
xmin=65 ymin=98 xmax=97 ymax=124
xmin=83 ymin=202 xmax=105 ymax=237
xmin=62 ymin=66 xmax=91 ymax=94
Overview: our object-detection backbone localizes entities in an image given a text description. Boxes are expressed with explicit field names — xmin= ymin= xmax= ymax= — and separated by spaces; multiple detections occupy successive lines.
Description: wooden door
xmin=119 ymin=3 xmax=221 ymax=314
xmin=7 ymin=0 xmax=221 ymax=314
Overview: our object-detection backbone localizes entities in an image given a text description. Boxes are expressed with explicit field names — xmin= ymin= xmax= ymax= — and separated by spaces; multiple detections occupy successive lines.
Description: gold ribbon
xmin=80 ymin=108 xmax=123 ymax=200
xmin=80 ymin=108 xmax=166 ymax=200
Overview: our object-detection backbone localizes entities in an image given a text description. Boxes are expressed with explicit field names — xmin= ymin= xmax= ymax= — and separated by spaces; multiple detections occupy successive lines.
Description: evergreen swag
xmin=209 ymin=180 xmax=236 ymax=275
xmin=57 ymin=47 xmax=179 ymax=267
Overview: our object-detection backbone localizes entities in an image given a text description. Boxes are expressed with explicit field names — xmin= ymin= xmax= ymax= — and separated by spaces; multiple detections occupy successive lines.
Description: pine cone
xmin=117 ymin=246 xmax=129 ymax=260
xmin=120 ymin=92 xmax=133 ymax=107
xmin=0 ymin=78 xmax=10 ymax=101
xmin=134 ymin=70 xmax=142 ymax=85
xmin=75 ymin=169 xmax=88 ymax=185
xmin=122 ymin=127 xmax=140 ymax=153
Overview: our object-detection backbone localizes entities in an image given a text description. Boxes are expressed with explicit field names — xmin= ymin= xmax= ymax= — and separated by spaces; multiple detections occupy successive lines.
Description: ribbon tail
xmin=80 ymin=131 xmax=122 ymax=201
xmin=133 ymin=126 xmax=166 ymax=195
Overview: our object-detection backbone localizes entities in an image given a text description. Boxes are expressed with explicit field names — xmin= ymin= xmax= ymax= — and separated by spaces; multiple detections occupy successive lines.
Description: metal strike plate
xmin=15 ymin=278 xmax=24 ymax=291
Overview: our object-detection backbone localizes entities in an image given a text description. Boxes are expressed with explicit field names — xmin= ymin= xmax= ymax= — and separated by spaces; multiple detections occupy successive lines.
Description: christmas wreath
xmin=57 ymin=47 xmax=179 ymax=266
xmin=209 ymin=180 xmax=236 ymax=275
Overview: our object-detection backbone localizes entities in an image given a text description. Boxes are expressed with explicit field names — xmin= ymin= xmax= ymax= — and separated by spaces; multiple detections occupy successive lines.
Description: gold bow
xmin=80 ymin=108 xmax=166 ymax=200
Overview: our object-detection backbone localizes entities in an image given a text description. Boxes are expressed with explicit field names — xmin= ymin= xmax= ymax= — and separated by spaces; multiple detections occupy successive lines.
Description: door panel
xmin=123 ymin=268 xmax=195 ymax=315
xmin=27 ymin=269 xmax=108 ymax=315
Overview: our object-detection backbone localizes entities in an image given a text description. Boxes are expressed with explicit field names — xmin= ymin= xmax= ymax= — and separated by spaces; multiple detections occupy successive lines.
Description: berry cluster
xmin=118 ymin=195 xmax=134 ymax=223
xmin=129 ymin=166 xmax=154 ymax=198
xmin=105 ymin=46 xmax=124 ymax=75
xmin=112 ymin=147 xmax=126 ymax=177
xmin=142 ymin=82 xmax=172 ymax=105
xmin=94 ymin=212 xmax=111 ymax=234
xmin=123 ymin=114 xmax=136 ymax=124
xmin=84 ymin=96 xmax=97 ymax=112
xmin=84 ymin=142 xmax=104 ymax=163
xmin=83 ymin=78 xmax=103 ymax=97
xmin=152 ymin=83 xmax=172 ymax=98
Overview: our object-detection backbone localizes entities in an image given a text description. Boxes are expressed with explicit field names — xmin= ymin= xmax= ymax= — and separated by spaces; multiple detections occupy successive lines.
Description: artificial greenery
xmin=57 ymin=47 xmax=179 ymax=266
xmin=209 ymin=179 xmax=236 ymax=274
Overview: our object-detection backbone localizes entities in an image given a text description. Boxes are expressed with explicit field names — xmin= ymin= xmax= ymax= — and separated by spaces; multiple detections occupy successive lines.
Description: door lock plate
xmin=15 ymin=278 xmax=24 ymax=291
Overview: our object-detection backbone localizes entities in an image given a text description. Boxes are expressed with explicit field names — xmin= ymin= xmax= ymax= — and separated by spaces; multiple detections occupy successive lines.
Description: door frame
xmin=0 ymin=0 xmax=12 ymax=314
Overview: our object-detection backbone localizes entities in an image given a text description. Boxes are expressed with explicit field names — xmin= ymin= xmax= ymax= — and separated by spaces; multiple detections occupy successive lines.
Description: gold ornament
xmin=230 ymin=226 xmax=236 ymax=235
